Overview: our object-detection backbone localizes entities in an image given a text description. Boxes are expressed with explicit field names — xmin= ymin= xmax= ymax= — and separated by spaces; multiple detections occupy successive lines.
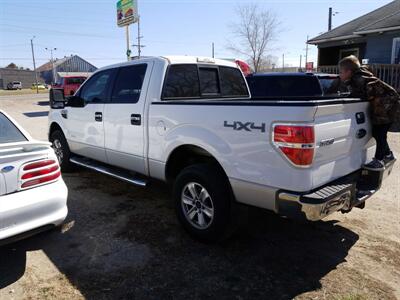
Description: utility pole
xmin=30 ymin=36 xmax=39 ymax=94
xmin=282 ymin=53 xmax=285 ymax=70
xmin=305 ymin=35 xmax=309 ymax=66
xmin=299 ymin=54 xmax=302 ymax=71
xmin=45 ymin=47 xmax=57 ymax=84
xmin=132 ymin=15 xmax=145 ymax=58
xmin=126 ymin=25 xmax=131 ymax=61
xmin=212 ymin=42 xmax=215 ymax=58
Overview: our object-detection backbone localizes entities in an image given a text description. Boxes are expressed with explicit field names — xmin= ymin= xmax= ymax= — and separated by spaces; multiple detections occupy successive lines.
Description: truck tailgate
xmin=312 ymin=100 xmax=374 ymax=187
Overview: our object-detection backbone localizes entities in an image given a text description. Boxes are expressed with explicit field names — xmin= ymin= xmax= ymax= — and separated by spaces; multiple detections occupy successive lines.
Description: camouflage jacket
xmin=347 ymin=67 xmax=400 ymax=125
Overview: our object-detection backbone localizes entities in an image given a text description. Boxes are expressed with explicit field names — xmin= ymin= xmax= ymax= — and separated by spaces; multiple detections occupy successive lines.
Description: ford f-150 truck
xmin=48 ymin=56 xmax=394 ymax=242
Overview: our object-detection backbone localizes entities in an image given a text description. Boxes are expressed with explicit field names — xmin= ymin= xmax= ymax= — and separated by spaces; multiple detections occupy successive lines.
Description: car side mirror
xmin=66 ymin=95 xmax=85 ymax=107
xmin=49 ymin=88 xmax=65 ymax=109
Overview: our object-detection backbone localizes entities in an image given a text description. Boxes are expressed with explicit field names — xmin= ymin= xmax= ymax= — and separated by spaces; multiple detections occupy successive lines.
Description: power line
xmin=0 ymin=57 xmax=127 ymax=60
xmin=0 ymin=23 xmax=121 ymax=39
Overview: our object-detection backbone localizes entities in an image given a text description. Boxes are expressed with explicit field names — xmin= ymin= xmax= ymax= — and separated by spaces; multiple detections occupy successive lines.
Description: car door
xmin=65 ymin=69 xmax=115 ymax=163
xmin=103 ymin=62 xmax=152 ymax=174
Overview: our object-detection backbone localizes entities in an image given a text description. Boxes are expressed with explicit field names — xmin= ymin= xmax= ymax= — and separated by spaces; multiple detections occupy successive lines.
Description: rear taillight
xmin=20 ymin=159 xmax=61 ymax=189
xmin=273 ymin=124 xmax=315 ymax=167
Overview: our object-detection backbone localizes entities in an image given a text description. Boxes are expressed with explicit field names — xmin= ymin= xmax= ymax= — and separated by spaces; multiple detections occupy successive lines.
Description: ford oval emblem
xmin=1 ymin=166 xmax=15 ymax=173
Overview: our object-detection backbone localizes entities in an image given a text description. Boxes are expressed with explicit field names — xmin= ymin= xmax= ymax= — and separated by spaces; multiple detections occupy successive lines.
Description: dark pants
xmin=372 ymin=123 xmax=392 ymax=160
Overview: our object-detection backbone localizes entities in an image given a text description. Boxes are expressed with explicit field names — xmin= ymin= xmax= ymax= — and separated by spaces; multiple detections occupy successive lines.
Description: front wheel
xmin=173 ymin=163 xmax=242 ymax=242
xmin=50 ymin=130 xmax=74 ymax=172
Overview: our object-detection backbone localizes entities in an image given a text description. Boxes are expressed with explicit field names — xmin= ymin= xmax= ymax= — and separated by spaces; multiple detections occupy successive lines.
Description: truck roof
xmin=98 ymin=56 xmax=237 ymax=72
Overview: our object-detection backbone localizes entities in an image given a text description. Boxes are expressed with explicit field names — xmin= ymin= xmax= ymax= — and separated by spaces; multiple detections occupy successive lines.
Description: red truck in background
xmin=53 ymin=76 xmax=87 ymax=96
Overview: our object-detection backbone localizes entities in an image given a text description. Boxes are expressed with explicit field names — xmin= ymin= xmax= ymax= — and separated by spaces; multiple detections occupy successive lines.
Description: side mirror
xmin=66 ymin=95 xmax=85 ymax=107
xmin=49 ymin=88 xmax=65 ymax=109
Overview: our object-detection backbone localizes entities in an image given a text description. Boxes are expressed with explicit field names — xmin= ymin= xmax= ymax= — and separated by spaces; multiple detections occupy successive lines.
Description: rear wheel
xmin=173 ymin=163 xmax=243 ymax=242
xmin=50 ymin=130 xmax=74 ymax=172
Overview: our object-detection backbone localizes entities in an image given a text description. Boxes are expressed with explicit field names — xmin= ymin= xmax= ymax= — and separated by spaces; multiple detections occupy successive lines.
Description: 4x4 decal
xmin=224 ymin=121 xmax=266 ymax=133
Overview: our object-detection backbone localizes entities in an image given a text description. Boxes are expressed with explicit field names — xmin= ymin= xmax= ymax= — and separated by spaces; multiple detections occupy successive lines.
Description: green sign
xmin=117 ymin=0 xmax=137 ymax=27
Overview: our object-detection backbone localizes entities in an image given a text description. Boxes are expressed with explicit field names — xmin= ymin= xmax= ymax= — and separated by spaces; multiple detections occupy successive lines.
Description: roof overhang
xmin=354 ymin=25 xmax=400 ymax=35
xmin=308 ymin=34 xmax=361 ymax=45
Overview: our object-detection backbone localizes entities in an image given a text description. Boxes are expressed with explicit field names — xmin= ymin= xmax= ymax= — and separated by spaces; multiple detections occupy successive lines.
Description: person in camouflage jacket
xmin=339 ymin=55 xmax=399 ymax=170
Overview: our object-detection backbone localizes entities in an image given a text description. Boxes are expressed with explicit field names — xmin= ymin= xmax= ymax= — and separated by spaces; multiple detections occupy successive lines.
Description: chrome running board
xmin=70 ymin=156 xmax=147 ymax=187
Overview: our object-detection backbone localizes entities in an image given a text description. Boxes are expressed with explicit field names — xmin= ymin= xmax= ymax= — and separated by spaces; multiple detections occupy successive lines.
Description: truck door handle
xmin=356 ymin=129 xmax=367 ymax=139
xmin=131 ymin=114 xmax=141 ymax=125
xmin=95 ymin=112 xmax=102 ymax=122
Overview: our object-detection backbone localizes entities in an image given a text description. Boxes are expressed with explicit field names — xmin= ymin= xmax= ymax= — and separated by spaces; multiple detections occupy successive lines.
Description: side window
xmin=162 ymin=64 xmax=200 ymax=99
xmin=80 ymin=69 xmax=113 ymax=104
xmin=199 ymin=68 xmax=220 ymax=96
xmin=220 ymin=67 xmax=249 ymax=97
xmin=111 ymin=64 xmax=147 ymax=103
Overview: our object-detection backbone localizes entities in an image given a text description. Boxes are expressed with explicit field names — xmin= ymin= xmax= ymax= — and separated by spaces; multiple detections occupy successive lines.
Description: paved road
xmin=0 ymin=94 xmax=399 ymax=300
xmin=0 ymin=94 xmax=49 ymax=140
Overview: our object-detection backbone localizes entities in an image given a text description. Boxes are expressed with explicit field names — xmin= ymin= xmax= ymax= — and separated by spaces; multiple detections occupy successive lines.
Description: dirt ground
xmin=0 ymin=94 xmax=399 ymax=300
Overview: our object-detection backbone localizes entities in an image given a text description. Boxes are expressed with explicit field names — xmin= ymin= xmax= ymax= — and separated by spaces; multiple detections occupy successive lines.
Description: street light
xmin=45 ymin=47 xmax=57 ymax=84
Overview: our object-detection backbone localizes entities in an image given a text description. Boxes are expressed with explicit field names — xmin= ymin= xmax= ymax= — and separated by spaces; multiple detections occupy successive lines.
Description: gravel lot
xmin=0 ymin=94 xmax=399 ymax=300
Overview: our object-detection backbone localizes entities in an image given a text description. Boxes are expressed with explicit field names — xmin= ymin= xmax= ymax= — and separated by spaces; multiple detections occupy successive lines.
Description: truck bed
xmin=149 ymin=97 xmax=374 ymax=210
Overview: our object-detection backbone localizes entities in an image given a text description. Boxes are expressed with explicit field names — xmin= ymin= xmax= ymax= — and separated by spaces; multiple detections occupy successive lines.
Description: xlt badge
xmin=319 ymin=138 xmax=334 ymax=147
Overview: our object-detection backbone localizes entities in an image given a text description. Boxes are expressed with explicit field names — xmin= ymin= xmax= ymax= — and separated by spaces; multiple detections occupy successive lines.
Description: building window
xmin=392 ymin=38 xmax=400 ymax=64
xmin=339 ymin=48 xmax=360 ymax=60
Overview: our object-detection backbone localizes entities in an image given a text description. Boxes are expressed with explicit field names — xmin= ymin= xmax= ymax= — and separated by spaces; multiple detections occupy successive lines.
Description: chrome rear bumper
xmin=277 ymin=160 xmax=395 ymax=221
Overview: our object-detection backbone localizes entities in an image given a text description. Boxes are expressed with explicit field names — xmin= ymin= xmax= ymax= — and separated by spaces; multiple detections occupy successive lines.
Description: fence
xmin=261 ymin=67 xmax=300 ymax=73
xmin=317 ymin=64 xmax=400 ymax=91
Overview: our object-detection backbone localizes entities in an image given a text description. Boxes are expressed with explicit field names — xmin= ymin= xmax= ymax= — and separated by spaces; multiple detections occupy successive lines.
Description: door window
xmin=162 ymin=64 xmax=200 ymax=99
xmin=111 ymin=64 xmax=147 ymax=103
xmin=80 ymin=69 xmax=113 ymax=104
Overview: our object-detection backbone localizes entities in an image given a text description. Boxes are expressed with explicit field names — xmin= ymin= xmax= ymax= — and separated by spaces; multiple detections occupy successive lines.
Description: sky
xmin=0 ymin=0 xmax=394 ymax=69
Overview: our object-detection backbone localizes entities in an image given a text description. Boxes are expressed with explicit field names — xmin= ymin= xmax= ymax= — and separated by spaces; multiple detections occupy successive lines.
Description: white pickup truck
xmin=48 ymin=56 xmax=394 ymax=242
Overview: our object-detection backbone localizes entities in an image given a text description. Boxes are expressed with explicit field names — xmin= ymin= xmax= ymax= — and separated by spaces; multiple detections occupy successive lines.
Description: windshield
xmin=0 ymin=113 xmax=27 ymax=143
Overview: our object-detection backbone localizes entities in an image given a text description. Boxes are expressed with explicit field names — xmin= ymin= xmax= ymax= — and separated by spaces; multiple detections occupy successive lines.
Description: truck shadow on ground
xmin=0 ymin=171 xmax=359 ymax=299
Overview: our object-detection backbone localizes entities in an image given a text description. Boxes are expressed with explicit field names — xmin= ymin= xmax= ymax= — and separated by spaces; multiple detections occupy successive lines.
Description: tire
xmin=49 ymin=130 xmax=74 ymax=172
xmin=173 ymin=163 xmax=243 ymax=242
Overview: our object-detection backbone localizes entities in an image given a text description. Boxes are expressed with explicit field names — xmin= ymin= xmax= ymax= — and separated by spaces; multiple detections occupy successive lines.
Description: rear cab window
xmin=162 ymin=64 xmax=249 ymax=100
xmin=0 ymin=113 xmax=27 ymax=144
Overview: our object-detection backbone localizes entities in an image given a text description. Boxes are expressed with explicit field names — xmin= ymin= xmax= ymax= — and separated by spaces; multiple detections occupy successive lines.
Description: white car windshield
xmin=0 ymin=113 xmax=27 ymax=143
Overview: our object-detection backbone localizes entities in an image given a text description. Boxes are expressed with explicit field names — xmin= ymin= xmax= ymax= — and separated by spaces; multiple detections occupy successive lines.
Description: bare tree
xmin=258 ymin=55 xmax=279 ymax=72
xmin=228 ymin=4 xmax=280 ymax=73
xmin=6 ymin=62 xmax=18 ymax=69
